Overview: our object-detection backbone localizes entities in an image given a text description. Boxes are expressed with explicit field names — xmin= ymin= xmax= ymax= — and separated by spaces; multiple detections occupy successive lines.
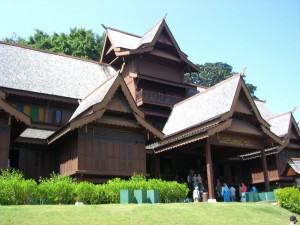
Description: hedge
xmin=0 ymin=170 xmax=188 ymax=205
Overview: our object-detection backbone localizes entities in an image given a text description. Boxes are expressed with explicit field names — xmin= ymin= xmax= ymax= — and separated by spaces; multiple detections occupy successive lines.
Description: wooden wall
xmin=0 ymin=113 xmax=10 ymax=169
xmin=243 ymin=155 xmax=279 ymax=184
xmin=57 ymin=131 xmax=78 ymax=176
xmin=18 ymin=147 xmax=56 ymax=180
xmin=135 ymin=57 xmax=182 ymax=83
xmin=77 ymin=125 xmax=146 ymax=177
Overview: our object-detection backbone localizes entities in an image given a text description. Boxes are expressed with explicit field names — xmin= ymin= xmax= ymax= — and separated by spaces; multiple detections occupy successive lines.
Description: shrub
xmin=102 ymin=173 xmax=189 ymax=203
xmin=275 ymin=187 xmax=300 ymax=214
xmin=38 ymin=172 xmax=76 ymax=204
xmin=0 ymin=169 xmax=38 ymax=205
xmin=74 ymin=182 xmax=105 ymax=204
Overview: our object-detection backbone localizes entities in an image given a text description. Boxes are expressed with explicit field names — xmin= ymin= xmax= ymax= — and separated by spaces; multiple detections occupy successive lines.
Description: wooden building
xmin=282 ymin=158 xmax=300 ymax=188
xmin=100 ymin=19 xmax=200 ymax=130
xmin=242 ymin=103 xmax=300 ymax=187
xmin=0 ymin=41 xmax=162 ymax=182
xmin=148 ymin=74 xmax=282 ymax=199
xmin=0 ymin=19 xmax=299 ymax=197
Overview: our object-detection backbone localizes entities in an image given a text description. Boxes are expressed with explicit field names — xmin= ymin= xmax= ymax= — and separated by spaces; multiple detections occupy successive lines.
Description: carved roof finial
xmin=101 ymin=24 xmax=107 ymax=30
xmin=292 ymin=106 xmax=297 ymax=113
xmin=164 ymin=13 xmax=168 ymax=20
xmin=240 ymin=67 xmax=247 ymax=76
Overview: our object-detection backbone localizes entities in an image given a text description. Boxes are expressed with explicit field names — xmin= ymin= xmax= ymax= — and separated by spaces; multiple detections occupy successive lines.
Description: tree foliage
xmin=3 ymin=28 xmax=105 ymax=61
xmin=185 ymin=62 xmax=257 ymax=97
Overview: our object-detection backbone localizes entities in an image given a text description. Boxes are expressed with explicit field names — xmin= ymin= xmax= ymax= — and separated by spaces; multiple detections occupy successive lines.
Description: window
xmin=15 ymin=104 xmax=45 ymax=122
xmin=31 ymin=106 xmax=38 ymax=121
xmin=53 ymin=109 xmax=62 ymax=124
xmin=16 ymin=104 xmax=24 ymax=112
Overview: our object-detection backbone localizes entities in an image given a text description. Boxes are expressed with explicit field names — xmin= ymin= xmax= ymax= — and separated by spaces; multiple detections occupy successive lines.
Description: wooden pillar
xmin=205 ymin=139 xmax=215 ymax=199
xmin=150 ymin=157 xmax=160 ymax=179
xmin=261 ymin=149 xmax=270 ymax=191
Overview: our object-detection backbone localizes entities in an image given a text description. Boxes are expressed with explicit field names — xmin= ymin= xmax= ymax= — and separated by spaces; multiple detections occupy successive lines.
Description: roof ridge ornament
xmin=292 ymin=107 xmax=297 ymax=113
xmin=240 ymin=67 xmax=247 ymax=76
xmin=163 ymin=13 xmax=168 ymax=20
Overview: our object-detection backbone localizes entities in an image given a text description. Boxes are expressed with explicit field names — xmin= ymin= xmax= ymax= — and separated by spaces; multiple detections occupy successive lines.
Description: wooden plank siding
xmin=77 ymin=126 xmax=146 ymax=177
xmin=243 ymin=155 xmax=280 ymax=184
xmin=18 ymin=148 xmax=55 ymax=180
xmin=0 ymin=113 xmax=10 ymax=169
xmin=58 ymin=131 xmax=78 ymax=176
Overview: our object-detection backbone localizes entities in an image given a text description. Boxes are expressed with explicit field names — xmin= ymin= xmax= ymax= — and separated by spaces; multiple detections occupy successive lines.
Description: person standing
xmin=193 ymin=186 xmax=200 ymax=203
xmin=230 ymin=185 xmax=236 ymax=202
xmin=240 ymin=182 xmax=247 ymax=202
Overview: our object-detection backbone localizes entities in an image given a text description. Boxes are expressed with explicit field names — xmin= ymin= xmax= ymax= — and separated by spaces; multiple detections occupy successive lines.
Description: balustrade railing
xmin=136 ymin=89 xmax=184 ymax=106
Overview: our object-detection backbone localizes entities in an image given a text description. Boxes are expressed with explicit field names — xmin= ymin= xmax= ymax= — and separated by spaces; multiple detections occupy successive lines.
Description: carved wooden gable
xmin=106 ymin=88 xmax=132 ymax=113
xmin=235 ymin=95 xmax=254 ymax=115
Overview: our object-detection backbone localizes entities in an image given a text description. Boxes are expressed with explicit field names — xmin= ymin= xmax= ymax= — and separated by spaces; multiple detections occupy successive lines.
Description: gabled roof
xmin=150 ymin=74 xmax=281 ymax=153
xmin=163 ymin=74 xmax=241 ymax=136
xmin=254 ymin=100 xmax=273 ymax=120
xmin=106 ymin=28 xmax=141 ymax=50
xmin=0 ymin=42 xmax=116 ymax=99
xmin=48 ymin=73 xmax=163 ymax=144
xmin=268 ymin=113 xmax=292 ymax=138
xmin=282 ymin=158 xmax=300 ymax=177
xmin=255 ymin=101 xmax=300 ymax=140
xmin=102 ymin=19 xmax=200 ymax=72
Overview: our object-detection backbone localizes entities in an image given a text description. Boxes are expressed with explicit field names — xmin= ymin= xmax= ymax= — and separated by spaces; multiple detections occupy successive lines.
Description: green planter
xmin=257 ymin=192 xmax=275 ymax=201
xmin=120 ymin=190 xmax=132 ymax=204
xmin=246 ymin=192 xmax=254 ymax=202
xmin=147 ymin=190 xmax=160 ymax=203
xmin=134 ymin=190 xmax=147 ymax=204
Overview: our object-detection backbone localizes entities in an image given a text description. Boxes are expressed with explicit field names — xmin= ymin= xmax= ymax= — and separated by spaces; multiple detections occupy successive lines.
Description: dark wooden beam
xmin=261 ymin=149 xmax=270 ymax=191
xmin=205 ymin=138 xmax=215 ymax=199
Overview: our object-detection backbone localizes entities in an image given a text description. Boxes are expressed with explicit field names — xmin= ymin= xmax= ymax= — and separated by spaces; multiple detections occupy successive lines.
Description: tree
xmin=2 ymin=32 xmax=26 ymax=45
xmin=185 ymin=62 xmax=257 ymax=97
xmin=3 ymin=28 xmax=105 ymax=61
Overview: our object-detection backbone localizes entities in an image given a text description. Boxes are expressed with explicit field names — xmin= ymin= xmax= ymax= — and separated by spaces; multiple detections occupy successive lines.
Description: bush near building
xmin=275 ymin=187 xmax=300 ymax=214
xmin=0 ymin=170 xmax=188 ymax=205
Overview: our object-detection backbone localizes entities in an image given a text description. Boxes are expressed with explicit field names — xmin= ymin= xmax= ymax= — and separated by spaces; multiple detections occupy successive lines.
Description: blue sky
xmin=1 ymin=0 xmax=299 ymax=123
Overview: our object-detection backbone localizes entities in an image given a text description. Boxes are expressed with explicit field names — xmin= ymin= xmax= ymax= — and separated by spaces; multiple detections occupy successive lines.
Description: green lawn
xmin=0 ymin=202 xmax=298 ymax=225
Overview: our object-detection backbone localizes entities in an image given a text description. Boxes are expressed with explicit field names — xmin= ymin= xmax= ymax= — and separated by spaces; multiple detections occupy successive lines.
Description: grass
xmin=0 ymin=202 xmax=298 ymax=225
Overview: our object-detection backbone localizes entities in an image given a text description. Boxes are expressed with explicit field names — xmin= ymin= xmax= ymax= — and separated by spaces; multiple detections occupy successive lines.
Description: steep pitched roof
xmin=282 ymin=158 xmax=300 ymax=176
xmin=106 ymin=28 xmax=141 ymax=50
xmin=139 ymin=20 xmax=164 ymax=46
xmin=0 ymin=42 xmax=116 ymax=99
xmin=106 ymin=20 xmax=165 ymax=50
xmin=48 ymin=73 xmax=163 ymax=143
xmin=152 ymin=74 xmax=282 ymax=153
xmin=268 ymin=113 xmax=292 ymax=138
xmin=163 ymin=75 xmax=241 ymax=136
xmin=255 ymin=101 xmax=300 ymax=139
xmin=103 ymin=19 xmax=199 ymax=72
xmin=254 ymin=100 xmax=273 ymax=120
